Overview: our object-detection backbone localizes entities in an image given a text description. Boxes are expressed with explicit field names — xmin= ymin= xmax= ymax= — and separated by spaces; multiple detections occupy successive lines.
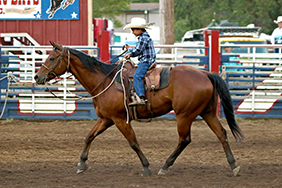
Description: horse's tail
xmin=207 ymin=72 xmax=244 ymax=142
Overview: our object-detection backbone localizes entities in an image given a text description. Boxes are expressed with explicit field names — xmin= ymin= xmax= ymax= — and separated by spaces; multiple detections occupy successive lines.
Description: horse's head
xmin=34 ymin=41 xmax=69 ymax=84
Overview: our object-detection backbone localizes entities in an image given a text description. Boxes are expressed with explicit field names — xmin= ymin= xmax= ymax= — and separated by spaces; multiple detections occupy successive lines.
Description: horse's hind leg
xmin=77 ymin=118 xmax=114 ymax=174
xmin=158 ymin=116 xmax=193 ymax=175
xmin=201 ymin=113 xmax=240 ymax=176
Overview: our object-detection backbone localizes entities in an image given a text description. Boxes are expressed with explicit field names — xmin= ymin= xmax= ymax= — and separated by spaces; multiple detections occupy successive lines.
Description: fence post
xmin=204 ymin=30 xmax=221 ymax=116
xmin=204 ymin=30 xmax=220 ymax=73
xmin=96 ymin=30 xmax=110 ymax=63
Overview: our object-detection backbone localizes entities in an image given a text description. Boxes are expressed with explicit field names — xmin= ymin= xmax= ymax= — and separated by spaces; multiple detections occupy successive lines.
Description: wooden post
xmin=88 ymin=0 xmax=93 ymax=46
xmin=159 ymin=0 xmax=174 ymax=53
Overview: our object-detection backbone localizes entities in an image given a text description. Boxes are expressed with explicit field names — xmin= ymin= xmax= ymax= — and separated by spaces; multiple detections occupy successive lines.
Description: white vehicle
xmin=181 ymin=20 xmax=261 ymax=44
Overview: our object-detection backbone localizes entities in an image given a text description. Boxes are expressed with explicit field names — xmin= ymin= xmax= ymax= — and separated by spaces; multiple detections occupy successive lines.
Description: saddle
xmin=114 ymin=60 xmax=171 ymax=120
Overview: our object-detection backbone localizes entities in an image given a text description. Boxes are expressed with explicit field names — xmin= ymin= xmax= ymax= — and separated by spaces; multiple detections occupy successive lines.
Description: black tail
xmin=208 ymin=73 xmax=244 ymax=142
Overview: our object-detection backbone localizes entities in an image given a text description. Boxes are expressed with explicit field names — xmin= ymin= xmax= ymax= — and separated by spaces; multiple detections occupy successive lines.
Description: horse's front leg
xmin=77 ymin=118 xmax=114 ymax=174
xmin=114 ymin=118 xmax=151 ymax=176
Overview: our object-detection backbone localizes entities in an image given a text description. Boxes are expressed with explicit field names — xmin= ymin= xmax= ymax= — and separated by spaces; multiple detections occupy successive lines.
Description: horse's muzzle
xmin=34 ymin=74 xmax=47 ymax=85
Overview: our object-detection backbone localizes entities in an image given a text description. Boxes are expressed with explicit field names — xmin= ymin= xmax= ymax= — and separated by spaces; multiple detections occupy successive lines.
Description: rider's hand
xmin=122 ymin=44 xmax=129 ymax=51
xmin=124 ymin=54 xmax=131 ymax=59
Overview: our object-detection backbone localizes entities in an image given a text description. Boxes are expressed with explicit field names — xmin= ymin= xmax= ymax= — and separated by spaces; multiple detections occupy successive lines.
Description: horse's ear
xmin=50 ymin=41 xmax=55 ymax=47
xmin=49 ymin=41 xmax=63 ymax=52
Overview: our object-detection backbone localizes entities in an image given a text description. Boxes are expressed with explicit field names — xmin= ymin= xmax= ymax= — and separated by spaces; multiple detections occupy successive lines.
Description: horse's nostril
xmin=34 ymin=75 xmax=38 ymax=80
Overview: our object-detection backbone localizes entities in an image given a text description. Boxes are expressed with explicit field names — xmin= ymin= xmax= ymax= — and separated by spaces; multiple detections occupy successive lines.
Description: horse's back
xmin=170 ymin=65 xmax=212 ymax=88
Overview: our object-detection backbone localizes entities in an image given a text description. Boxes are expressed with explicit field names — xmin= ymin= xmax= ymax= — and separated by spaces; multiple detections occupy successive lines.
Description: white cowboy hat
xmin=274 ymin=16 xmax=282 ymax=24
xmin=123 ymin=17 xmax=155 ymax=30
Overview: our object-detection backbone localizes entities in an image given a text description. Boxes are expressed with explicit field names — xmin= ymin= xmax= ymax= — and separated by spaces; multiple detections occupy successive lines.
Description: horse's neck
xmin=69 ymin=61 xmax=111 ymax=96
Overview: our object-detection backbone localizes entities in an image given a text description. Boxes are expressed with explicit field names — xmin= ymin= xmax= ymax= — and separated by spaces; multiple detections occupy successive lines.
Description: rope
xmin=46 ymin=67 xmax=123 ymax=101
xmin=46 ymin=60 xmax=130 ymax=123
xmin=120 ymin=61 xmax=130 ymax=124
xmin=0 ymin=73 xmax=21 ymax=119
xmin=46 ymin=49 xmax=124 ymax=101
xmin=0 ymin=61 xmax=130 ymax=122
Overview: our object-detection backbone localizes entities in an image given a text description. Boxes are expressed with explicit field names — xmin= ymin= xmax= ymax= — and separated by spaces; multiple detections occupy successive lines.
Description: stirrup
xmin=129 ymin=94 xmax=146 ymax=106
xmin=129 ymin=99 xmax=146 ymax=106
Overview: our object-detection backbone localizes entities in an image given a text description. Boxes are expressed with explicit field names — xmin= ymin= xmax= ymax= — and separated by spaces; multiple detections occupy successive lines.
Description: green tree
xmin=94 ymin=0 xmax=282 ymax=42
xmin=131 ymin=0 xmax=159 ymax=2
xmin=174 ymin=0 xmax=215 ymax=42
xmin=174 ymin=0 xmax=282 ymax=42
xmin=93 ymin=0 xmax=131 ymax=28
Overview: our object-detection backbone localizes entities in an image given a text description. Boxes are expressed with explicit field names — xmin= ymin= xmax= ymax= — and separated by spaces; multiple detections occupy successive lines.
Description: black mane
xmin=68 ymin=48 xmax=120 ymax=77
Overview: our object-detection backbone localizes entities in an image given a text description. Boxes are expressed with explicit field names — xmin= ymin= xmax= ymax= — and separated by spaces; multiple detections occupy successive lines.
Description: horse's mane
xmin=68 ymin=48 xmax=120 ymax=77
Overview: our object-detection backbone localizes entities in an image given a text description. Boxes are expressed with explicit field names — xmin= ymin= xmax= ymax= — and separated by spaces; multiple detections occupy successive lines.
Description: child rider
xmin=123 ymin=17 xmax=156 ymax=106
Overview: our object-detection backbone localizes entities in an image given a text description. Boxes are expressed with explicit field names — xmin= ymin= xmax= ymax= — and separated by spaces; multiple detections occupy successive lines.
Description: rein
xmin=103 ymin=50 xmax=127 ymax=64
xmin=44 ymin=49 xmax=131 ymax=123
xmin=46 ymin=66 xmax=122 ymax=101
xmin=44 ymin=48 xmax=125 ymax=101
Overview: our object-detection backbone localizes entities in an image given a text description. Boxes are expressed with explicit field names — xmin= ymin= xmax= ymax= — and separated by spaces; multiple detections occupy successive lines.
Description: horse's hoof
xmin=233 ymin=166 xmax=241 ymax=176
xmin=141 ymin=167 xmax=151 ymax=176
xmin=77 ymin=161 xmax=88 ymax=174
xmin=158 ymin=168 xmax=168 ymax=175
xmin=77 ymin=169 xmax=85 ymax=174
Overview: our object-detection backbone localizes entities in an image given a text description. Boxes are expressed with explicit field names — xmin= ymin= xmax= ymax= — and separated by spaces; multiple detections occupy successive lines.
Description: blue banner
xmin=42 ymin=0 xmax=79 ymax=20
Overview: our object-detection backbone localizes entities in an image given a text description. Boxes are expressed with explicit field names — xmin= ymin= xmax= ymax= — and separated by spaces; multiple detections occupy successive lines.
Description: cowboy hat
xmin=123 ymin=17 xmax=155 ymax=30
xmin=274 ymin=16 xmax=282 ymax=24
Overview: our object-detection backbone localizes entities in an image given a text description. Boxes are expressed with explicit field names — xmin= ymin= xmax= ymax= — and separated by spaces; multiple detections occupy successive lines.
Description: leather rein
xmin=43 ymin=47 xmax=123 ymax=101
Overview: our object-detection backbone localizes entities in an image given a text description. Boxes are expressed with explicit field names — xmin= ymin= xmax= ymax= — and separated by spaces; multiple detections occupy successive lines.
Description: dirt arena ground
xmin=0 ymin=118 xmax=282 ymax=188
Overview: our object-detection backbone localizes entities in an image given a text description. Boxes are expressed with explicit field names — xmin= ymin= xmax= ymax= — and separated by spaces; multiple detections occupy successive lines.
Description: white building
xmin=113 ymin=3 xmax=160 ymax=45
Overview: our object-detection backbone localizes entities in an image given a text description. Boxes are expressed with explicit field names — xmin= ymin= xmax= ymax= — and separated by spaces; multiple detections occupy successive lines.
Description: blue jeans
xmin=133 ymin=62 xmax=150 ymax=97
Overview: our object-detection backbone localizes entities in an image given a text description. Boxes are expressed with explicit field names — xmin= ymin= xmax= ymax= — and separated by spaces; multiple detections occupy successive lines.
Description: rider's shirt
xmin=127 ymin=31 xmax=156 ymax=65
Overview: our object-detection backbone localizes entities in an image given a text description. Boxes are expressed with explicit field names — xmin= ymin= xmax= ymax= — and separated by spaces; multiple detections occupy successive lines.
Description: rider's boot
xmin=129 ymin=95 xmax=146 ymax=106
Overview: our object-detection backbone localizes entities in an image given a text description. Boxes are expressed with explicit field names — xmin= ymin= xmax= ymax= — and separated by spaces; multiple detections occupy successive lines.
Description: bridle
xmin=40 ymin=46 xmax=130 ymax=122
xmin=41 ymin=48 xmax=126 ymax=102
xmin=42 ymin=47 xmax=70 ymax=78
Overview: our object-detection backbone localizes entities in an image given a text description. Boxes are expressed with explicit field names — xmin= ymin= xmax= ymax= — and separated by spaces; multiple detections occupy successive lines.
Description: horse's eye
xmin=50 ymin=57 xmax=55 ymax=61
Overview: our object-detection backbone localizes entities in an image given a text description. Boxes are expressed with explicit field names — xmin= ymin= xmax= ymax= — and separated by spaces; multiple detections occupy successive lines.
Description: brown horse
xmin=34 ymin=41 xmax=244 ymax=176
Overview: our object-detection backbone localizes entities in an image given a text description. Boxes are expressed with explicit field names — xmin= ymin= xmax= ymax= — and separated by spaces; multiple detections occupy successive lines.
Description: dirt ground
xmin=0 ymin=118 xmax=282 ymax=188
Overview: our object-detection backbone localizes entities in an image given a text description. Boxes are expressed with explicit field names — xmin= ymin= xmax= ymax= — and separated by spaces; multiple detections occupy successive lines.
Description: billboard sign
xmin=0 ymin=0 xmax=79 ymax=20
